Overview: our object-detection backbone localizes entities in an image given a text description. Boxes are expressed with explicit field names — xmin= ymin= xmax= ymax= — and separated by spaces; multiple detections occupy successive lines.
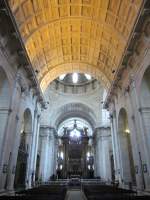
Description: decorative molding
xmin=12 ymin=166 xmax=16 ymax=174
xmin=142 ymin=163 xmax=148 ymax=173
xmin=104 ymin=1 xmax=148 ymax=108
xmin=139 ymin=107 xmax=150 ymax=112
xmin=16 ymin=114 xmax=19 ymax=121
xmin=2 ymin=164 xmax=8 ymax=173
xmin=131 ymin=115 xmax=135 ymax=120
xmin=135 ymin=165 xmax=139 ymax=174
xmin=0 ymin=1 xmax=45 ymax=108
xmin=40 ymin=126 xmax=57 ymax=138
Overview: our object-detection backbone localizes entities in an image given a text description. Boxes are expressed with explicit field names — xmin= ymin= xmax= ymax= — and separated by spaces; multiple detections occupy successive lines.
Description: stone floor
xmin=66 ymin=189 xmax=86 ymax=200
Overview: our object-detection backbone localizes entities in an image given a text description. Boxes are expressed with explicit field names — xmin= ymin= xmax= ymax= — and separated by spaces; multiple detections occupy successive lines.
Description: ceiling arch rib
xmin=53 ymin=102 xmax=97 ymax=130
xmin=33 ymin=54 xmax=115 ymax=79
xmin=9 ymin=0 xmax=143 ymax=91
xmin=27 ymin=23 xmax=122 ymax=78
xmin=40 ymin=62 xmax=111 ymax=92
xmin=22 ymin=18 xmax=127 ymax=43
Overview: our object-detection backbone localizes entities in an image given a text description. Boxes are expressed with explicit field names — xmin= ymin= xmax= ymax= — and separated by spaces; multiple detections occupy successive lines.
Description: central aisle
xmin=66 ymin=189 xmax=86 ymax=200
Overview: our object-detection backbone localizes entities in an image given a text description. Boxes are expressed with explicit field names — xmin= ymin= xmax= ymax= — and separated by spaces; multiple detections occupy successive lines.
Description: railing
xmin=31 ymin=178 xmax=138 ymax=198
xmin=34 ymin=179 xmax=70 ymax=187
xmin=34 ymin=178 xmax=106 ymax=188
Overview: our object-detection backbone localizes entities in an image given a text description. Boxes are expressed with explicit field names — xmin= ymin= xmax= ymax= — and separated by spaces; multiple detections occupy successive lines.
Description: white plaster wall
xmin=94 ymin=128 xmax=112 ymax=181
xmin=41 ymin=82 xmax=107 ymax=128
xmin=108 ymin=26 xmax=150 ymax=190
xmin=38 ymin=127 xmax=56 ymax=182
xmin=0 ymin=34 xmax=42 ymax=190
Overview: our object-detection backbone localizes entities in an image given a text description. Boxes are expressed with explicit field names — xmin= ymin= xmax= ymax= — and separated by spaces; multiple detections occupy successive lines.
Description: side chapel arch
xmin=118 ymin=108 xmax=136 ymax=185
xmin=14 ymin=108 xmax=32 ymax=188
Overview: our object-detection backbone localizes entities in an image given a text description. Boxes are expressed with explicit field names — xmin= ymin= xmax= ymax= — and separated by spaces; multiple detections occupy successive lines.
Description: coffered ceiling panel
xmin=9 ymin=0 xmax=143 ymax=91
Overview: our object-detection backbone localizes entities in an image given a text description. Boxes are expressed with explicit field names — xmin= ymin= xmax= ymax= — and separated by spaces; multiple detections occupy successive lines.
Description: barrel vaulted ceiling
xmin=9 ymin=0 xmax=143 ymax=91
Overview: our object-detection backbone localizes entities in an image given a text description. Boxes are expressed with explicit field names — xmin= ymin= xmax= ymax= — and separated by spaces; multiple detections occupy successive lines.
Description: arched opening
xmin=118 ymin=108 xmax=136 ymax=186
xmin=40 ymin=63 xmax=110 ymax=92
xmin=110 ymin=153 xmax=115 ymax=182
xmin=140 ymin=66 xmax=150 ymax=155
xmin=35 ymin=154 xmax=40 ymax=182
xmin=14 ymin=109 xmax=32 ymax=189
xmin=54 ymin=102 xmax=96 ymax=130
xmin=0 ymin=68 xmax=11 ymax=155
xmin=56 ymin=117 xmax=94 ymax=179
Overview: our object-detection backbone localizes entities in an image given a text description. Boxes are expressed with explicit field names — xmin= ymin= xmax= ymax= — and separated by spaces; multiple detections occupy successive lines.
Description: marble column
xmin=39 ymin=128 xmax=50 ymax=181
xmin=94 ymin=128 xmax=101 ymax=177
xmin=129 ymin=77 xmax=150 ymax=189
xmin=111 ymin=110 xmax=122 ymax=183
xmin=39 ymin=127 xmax=57 ymax=182
xmin=94 ymin=127 xmax=112 ymax=181
xmin=82 ymin=136 xmax=89 ymax=178
xmin=53 ymin=137 xmax=58 ymax=175
xmin=26 ymin=105 xmax=41 ymax=188
xmin=46 ymin=128 xmax=57 ymax=178
xmin=0 ymin=73 xmax=23 ymax=191
xmin=110 ymin=115 xmax=118 ymax=180
xmin=32 ymin=114 xmax=41 ymax=180
xmin=62 ymin=136 xmax=69 ymax=178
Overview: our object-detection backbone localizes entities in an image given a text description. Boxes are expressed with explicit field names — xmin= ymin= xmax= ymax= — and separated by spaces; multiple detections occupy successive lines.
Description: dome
xmin=57 ymin=73 xmax=94 ymax=86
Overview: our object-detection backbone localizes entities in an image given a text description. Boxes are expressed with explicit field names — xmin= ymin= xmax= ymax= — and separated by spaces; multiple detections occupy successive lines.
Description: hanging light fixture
xmin=87 ymin=152 xmax=90 ymax=157
xmin=59 ymin=74 xmax=66 ymax=80
xmin=72 ymin=73 xmax=78 ymax=83
xmin=60 ymin=165 xmax=63 ymax=170
xmin=85 ymin=74 xmax=91 ymax=80
xmin=88 ymin=165 xmax=91 ymax=170
xmin=125 ymin=129 xmax=130 ymax=134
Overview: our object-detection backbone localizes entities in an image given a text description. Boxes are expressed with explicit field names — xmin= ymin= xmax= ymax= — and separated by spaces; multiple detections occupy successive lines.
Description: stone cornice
xmin=93 ymin=126 xmax=111 ymax=139
xmin=40 ymin=125 xmax=57 ymax=138
xmin=139 ymin=107 xmax=150 ymax=113
xmin=94 ymin=126 xmax=110 ymax=132
xmin=0 ymin=1 xmax=45 ymax=108
xmin=104 ymin=1 xmax=150 ymax=109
